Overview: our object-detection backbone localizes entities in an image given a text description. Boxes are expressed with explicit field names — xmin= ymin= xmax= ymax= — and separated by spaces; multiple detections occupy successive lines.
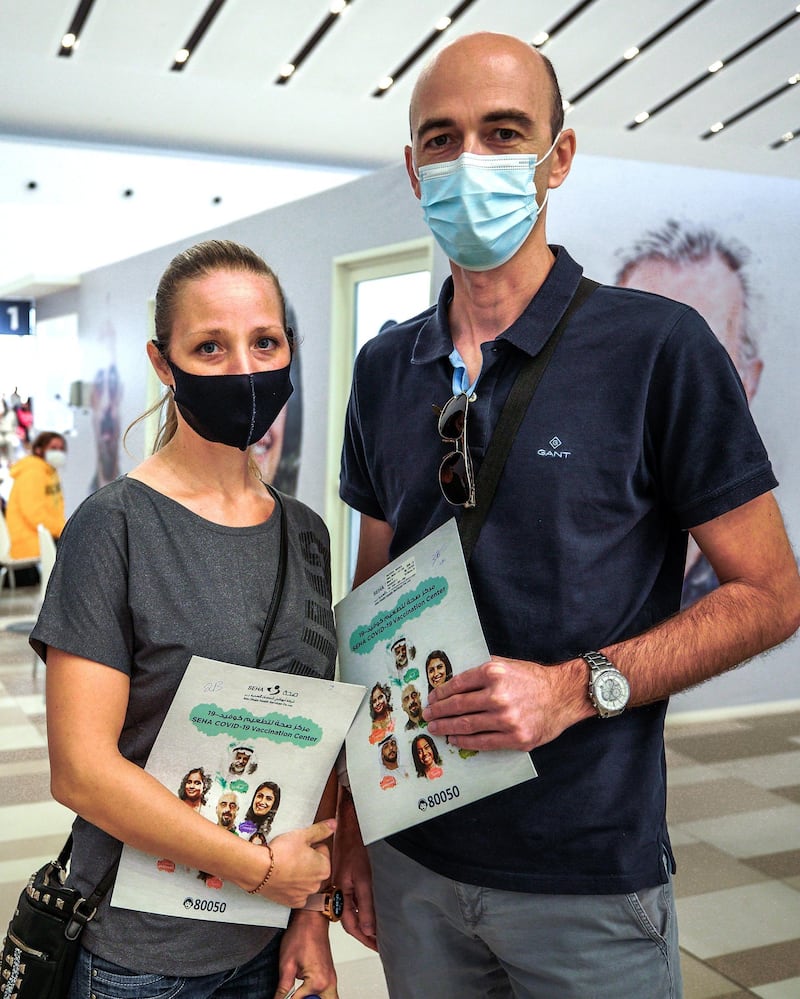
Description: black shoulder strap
xmin=256 ymin=485 xmax=289 ymax=666
xmin=459 ymin=276 xmax=600 ymax=564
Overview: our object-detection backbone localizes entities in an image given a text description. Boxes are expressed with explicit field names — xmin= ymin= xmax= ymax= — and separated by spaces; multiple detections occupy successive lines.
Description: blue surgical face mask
xmin=415 ymin=135 xmax=560 ymax=272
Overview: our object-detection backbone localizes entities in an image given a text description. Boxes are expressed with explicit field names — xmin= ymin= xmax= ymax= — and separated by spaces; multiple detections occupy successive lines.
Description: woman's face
xmin=253 ymin=786 xmax=276 ymax=815
xmin=371 ymin=687 xmax=388 ymax=716
xmin=184 ymin=772 xmax=203 ymax=800
xmin=154 ymin=269 xmax=291 ymax=381
xmin=416 ymin=739 xmax=434 ymax=769
xmin=427 ymin=657 xmax=448 ymax=688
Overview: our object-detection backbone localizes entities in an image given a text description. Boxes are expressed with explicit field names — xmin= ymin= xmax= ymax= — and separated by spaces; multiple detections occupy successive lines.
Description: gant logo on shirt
xmin=538 ymin=436 xmax=571 ymax=459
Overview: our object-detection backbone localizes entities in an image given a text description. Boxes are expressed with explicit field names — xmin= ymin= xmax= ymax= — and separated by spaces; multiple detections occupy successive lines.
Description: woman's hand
xmin=274 ymin=910 xmax=337 ymax=999
xmin=254 ymin=819 xmax=336 ymax=908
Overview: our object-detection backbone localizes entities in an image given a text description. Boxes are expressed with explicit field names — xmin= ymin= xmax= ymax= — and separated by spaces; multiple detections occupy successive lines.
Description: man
xmin=615 ymin=221 xmax=763 ymax=608
xmin=390 ymin=636 xmax=410 ymax=674
xmin=335 ymin=31 xmax=800 ymax=999
xmin=400 ymin=683 xmax=425 ymax=730
xmin=88 ymin=319 xmax=122 ymax=493
xmin=227 ymin=744 xmax=256 ymax=777
xmin=215 ymin=792 xmax=239 ymax=833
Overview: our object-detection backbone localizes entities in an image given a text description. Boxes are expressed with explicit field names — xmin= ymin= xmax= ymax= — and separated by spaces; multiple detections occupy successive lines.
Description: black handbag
xmin=1 ymin=835 xmax=116 ymax=999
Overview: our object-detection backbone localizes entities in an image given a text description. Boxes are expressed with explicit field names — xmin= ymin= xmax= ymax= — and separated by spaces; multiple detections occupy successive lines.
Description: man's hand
xmin=423 ymin=657 xmax=592 ymax=751
xmin=332 ymin=787 xmax=378 ymax=951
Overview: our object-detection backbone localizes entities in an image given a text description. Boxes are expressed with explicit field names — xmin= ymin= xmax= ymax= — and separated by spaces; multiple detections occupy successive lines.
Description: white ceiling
xmin=1 ymin=0 xmax=798 ymax=296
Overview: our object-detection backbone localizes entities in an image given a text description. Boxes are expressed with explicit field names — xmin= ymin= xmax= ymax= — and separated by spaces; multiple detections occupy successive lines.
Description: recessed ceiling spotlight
xmin=212 ymin=196 xmax=222 ymax=204
xmin=26 ymin=180 xmax=38 ymax=190
xmin=122 ymin=189 xmax=134 ymax=198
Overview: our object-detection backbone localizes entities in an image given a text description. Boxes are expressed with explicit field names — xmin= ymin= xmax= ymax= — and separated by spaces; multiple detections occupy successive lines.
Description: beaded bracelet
xmin=247 ymin=843 xmax=275 ymax=895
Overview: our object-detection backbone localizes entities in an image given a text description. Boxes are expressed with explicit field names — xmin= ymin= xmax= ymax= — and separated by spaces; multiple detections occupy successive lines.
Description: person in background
xmin=0 ymin=398 xmax=18 ymax=464
xmin=5 ymin=431 xmax=66 ymax=580
xmin=615 ymin=220 xmax=762 ymax=608
xmin=335 ymin=32 xmax=800 ymax=999
xmin=32 ymin=239 xmax=340 ymax=999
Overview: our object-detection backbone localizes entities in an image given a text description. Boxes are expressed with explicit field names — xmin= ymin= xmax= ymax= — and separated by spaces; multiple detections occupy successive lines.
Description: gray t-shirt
xmin=31 ymin=476 xmax=337 ymax=976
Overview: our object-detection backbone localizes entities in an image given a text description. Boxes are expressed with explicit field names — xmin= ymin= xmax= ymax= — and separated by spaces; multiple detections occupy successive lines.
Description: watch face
xmin=329 ymin=887 xmax=345 ymax=921
xmin=596 ymin=670 xmax=630 ymax=712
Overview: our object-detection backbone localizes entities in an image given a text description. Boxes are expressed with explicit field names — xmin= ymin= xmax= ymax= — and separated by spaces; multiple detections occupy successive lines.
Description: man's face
xmin=393 ymin=642 xmax=408 ymax=671
xmin=216 ymin=795 xmax=238 ymax=828
xmin=405 ymin=34 xmax=566 ymax=210
xmin=402 ymin=686 xmax=422 ymax=720
xmin=230 ymin=749 xmax=252 ymax=774
xmin=250 ymin=403 xmax=288 ymax=484
xmin=381 ymin=738 xmax=399 ymax=769
xmin=619 ymin=255 xmax=761 ymax=401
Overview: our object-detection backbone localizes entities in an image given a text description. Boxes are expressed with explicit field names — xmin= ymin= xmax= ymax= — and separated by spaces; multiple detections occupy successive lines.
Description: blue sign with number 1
xmin=0 ymin=300 xmax=33 ymax=335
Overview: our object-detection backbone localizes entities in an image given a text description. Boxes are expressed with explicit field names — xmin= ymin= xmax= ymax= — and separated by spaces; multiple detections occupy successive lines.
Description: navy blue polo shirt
xmin=340 ymin=246 xmax=776 ymax=894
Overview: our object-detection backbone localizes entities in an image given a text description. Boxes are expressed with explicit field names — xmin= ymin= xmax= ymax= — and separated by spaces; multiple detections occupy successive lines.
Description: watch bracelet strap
xmin=458 ymin=276 xmax=600 ymax=564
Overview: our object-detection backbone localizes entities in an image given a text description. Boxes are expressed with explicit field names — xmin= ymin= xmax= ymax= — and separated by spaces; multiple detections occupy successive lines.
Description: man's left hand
xmin=423 ymin=656 xmax=592 ymax=751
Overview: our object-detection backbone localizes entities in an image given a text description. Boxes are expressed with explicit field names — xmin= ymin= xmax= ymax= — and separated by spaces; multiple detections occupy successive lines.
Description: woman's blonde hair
xmin=125 ymin=240 xmax=288 ymax=455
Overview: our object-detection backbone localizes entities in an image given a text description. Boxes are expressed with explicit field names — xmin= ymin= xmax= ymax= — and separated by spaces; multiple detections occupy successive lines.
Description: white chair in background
xmin=0 ymin=508 xmax=39 ymax=595
xmin=32 ymin=525 xmax=58 ymax=679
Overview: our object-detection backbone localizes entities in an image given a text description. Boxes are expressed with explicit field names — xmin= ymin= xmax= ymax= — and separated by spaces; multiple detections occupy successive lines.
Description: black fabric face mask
xmin=167 ymin=360 xmax=293 ymax=451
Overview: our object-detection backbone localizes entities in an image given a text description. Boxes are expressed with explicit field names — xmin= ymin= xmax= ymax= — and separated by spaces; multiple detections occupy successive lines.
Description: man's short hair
xmin=615 ymin=219 xmax=758 ymax=362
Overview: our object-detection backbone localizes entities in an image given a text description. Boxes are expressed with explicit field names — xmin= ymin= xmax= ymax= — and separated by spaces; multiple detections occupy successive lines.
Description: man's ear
xmin=405 ymin=145 xmax=421 ymax=200
xmin=547 ymin=128 xmax=576 ymax=191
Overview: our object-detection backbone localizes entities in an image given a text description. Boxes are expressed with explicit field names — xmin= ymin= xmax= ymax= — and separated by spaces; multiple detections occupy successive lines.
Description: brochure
xmin=335 ymin=518 xmax=536 ymax=844
xmin=110 ymin=656 xmax=365 ymax=926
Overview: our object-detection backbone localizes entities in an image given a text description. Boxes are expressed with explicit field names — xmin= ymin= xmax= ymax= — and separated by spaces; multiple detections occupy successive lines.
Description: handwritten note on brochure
xmin=111 ymin=657 xmax=364 ymax=926
xmin=335 ymin=519 xmax=536 ymax=845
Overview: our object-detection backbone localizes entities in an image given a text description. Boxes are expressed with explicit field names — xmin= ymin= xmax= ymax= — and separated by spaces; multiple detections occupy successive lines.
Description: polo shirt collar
xmin=410 ymin=245 xmax=585 ymax=365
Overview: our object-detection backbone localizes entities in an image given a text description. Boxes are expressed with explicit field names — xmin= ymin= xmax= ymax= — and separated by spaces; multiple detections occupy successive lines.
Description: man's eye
xmin=430 ymin=134 xmax=449 ymax=148
xmin=496 ymin=128 xmax=518 ymax=140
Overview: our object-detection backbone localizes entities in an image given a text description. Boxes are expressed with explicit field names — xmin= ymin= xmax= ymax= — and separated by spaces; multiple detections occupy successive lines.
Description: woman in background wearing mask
xmin=5 ymin=430 xmax=66 ymax=568
xmin=31 ymin=240 xmax=339 ymax=999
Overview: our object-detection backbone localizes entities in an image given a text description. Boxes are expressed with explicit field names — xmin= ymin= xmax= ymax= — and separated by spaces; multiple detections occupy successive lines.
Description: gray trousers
xmin=368 ymin=840 xmax=683 ymax=999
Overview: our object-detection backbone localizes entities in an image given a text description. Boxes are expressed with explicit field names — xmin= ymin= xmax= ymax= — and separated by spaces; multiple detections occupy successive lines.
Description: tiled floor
xmin=2 ymin=584 xmax=798 ymax=997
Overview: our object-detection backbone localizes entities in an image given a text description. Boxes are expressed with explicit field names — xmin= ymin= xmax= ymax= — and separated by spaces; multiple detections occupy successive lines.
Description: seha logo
xmin=537 ymin=436 xmax=571 ymax=459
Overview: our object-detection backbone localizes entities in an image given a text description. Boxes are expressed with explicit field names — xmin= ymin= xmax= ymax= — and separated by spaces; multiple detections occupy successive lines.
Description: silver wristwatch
xmin=581 ymin=651 xmax=630 ymax=719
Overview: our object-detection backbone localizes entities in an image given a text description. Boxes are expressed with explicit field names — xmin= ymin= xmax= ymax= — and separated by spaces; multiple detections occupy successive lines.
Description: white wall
xmin=40 ymin=156 xmax=800 ymax=713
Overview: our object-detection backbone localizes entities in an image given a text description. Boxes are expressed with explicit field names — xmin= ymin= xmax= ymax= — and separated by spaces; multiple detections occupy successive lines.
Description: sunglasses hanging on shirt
xmin=436 ymin=392 xmax=476 ymax=508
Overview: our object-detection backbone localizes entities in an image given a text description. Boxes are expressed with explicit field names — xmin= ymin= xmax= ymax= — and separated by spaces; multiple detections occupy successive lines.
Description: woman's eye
xmin=256 ymin=336 xmax=277 ymax=350
xmin=198 ymin=341 xmax=218 ymax=354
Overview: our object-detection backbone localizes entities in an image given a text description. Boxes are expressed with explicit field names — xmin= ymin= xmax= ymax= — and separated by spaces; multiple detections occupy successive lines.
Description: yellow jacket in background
xmin=6 ymin=455 xmax=65 ymax=558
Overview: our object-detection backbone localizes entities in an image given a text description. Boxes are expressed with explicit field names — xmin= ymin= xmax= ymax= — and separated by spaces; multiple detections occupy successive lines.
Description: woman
xmin=411 ymin=733 xmax=444 ymax=781
xmin=368 ymin=681 xmax=394 ymax=744
xmin=5 ymin=430 xmax=67 ymax=566
xmin=178 ymin=766 xmax=212 ymax=813
xmin=244 ymin=780 xmax=281 ymax=838
xmin=32 ymin=240 xmax=339 ymax=999
xmin=425 ymin=649 xmax=453 ymax=694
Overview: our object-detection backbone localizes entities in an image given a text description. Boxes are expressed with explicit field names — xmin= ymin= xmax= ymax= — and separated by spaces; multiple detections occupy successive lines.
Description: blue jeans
xmin=67 ymin=931 xmax=282 ymax=998
xmin=369 ymin=840 xmax=683 ymax=999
